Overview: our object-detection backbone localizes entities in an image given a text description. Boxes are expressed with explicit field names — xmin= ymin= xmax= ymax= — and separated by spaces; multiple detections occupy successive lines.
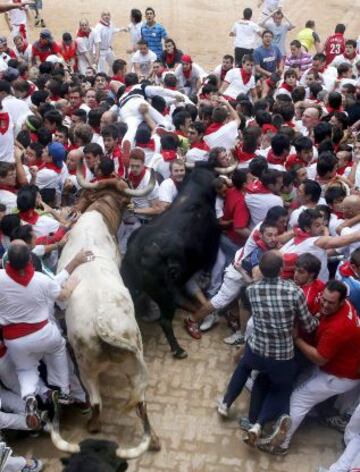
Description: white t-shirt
xmin=0 ymin=270 xmax=61 ymax=324
xmin=341 ymin=222 xmax=360 ymax=257
xmin=0 ymin=112 xmax=14 ymax=163
xmin=231 ymin=20 xmax=261 ymax=49
xmin=132 ymin=169 xmax=159 ymax=210
xmin=289 ymin=204 xmax=308 ymax=228
xmin=0 ymin=189 xmax=17 ymax=214
xmin=32 ymin=214 xmax=60 ymax=238
xmin=35 ymin=167 xmax=62 ymax=191
xmin=7 ymin=0 xmax=27 ymax=25
xmin=223 ymin=68 xmax=256 ymax=99
xmin=245 ymin=192 xmax=284 ymax=228
xmin=1 ymin=95 xmax=31 ymax=132
xmin=76 ymin=30 xmax=100 ymax=55
xmin=14 ymin=43 xmax=32 ymax=64
xmin=93 ymin=22 xmax=119 ymax=51
xmin=131 ymin=49 xmax=157 ymax=76
xmin=159 ymin=178 xmax=178 ymax=204
xmin=129 ymin=22 xmax=143 ymax=47
xmin=204 ymin=120 xmax=238 ymax=150
xmin=147 ymin=153 xmax=171 ymax=180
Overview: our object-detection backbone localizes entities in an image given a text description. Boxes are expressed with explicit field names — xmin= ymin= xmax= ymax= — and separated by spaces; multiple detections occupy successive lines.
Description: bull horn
xmin=116 ymin=402 xmax=152 ymax=459
xmin=122 ymin=169 xmax=156 ymax=197
xmin=50 ymin=426 xmax=81 ymax=454
xmin=214 ymin=161 xmax=238 ymax=175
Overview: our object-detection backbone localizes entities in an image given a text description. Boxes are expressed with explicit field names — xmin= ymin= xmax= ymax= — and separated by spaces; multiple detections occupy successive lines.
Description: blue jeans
xmin=223 ymin=344 xmax=296 ymax=426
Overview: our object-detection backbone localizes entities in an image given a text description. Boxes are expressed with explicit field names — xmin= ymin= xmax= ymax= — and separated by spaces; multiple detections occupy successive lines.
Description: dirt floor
xmin=2 ymin=0 xmax=359 ymax=470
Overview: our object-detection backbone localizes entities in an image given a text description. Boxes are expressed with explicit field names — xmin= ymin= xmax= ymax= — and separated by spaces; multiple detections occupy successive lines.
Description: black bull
xmin=121 ymin=167 xmax=221 ymax=358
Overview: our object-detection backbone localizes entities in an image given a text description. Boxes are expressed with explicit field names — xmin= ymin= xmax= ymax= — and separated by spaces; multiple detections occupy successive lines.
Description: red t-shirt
xmin=324 ymin=33 xmax=345 ymax=65
xmin=316 ymin=300 xmax=360 ymax=379
xmin=303 ymin=279 xmax=325 ymax=315
xmin=32 ymin=41 xmax=60 ymax=62
xmin=223 ymin=187 xmax=249 ymax=245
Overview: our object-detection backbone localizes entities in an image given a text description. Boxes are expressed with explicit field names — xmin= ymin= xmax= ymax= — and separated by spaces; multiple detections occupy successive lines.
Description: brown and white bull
xmin=50 ymin=165 xmax=160 ymax=459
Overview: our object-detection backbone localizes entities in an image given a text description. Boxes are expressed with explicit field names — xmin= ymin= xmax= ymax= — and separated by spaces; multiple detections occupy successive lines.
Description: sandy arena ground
xmin=2 ymin=0 xmax=360 ymax=471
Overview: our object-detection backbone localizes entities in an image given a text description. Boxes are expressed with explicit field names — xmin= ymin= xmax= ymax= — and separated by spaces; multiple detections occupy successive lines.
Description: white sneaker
xmin=223 ymin=330 xmax=245 ymax=345
xmin=217 ymin=397 xmax=229 ymax=418
xmin=200 ymin=312 xmax=219 ymax=332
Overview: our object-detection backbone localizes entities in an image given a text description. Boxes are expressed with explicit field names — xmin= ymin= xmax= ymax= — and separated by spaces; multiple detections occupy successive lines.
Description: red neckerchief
xmin=161 ymin=150 xmax=177 ymax=162
xmin=234 ymin=145 xmax=255 ymax=162
xmin=344 ymin=51 xmax=357 ymax=60
xmin=246 ymin=181 xmax=271 ymax=194
xmin=77 ymin=29 xmax=90 ymax=38
xmin=220 ymin=67 xmax=228 ymax=81
xmin=165 ymin=52 xmax=175 ymax=66
xmin=92 ymin=126 xmax=101 ymax=135
xmin=165 ymin=85 xmax=177 ymax=91
xmin=204 ymin=122 xmax=223 ymax=135
xmin=285 ymin=154 xmax=307 ymax=170
xmin=182 ymin=65 xmax=192 ymax=80
xmin=100 ymin=20 xmax=110 ymax=27
xmin=68 ymin=163 xmax=86 ymax=176
xmin=191 ymin=140 xmax=210 ymax=151
xmin=262 ymin=124 xmax=277 ymax=135
xmin=19 ymin=209 xmax=39 ymax=224
xmin=267 ymin=149 xmax=286 ymax=165
xmin=5 ymin=261 xmax=35 ymax=287
xmin=285 ymin=120 xmax=295 ymax=128
xmin=137 ymin=140 xmax=155 ymax=151
xmin=128 ymin=168 xmax=146 ymax=188
xmin=253 ymin=229 xmax=276 ymax=251
xmin=337 ymin=165 xmax=351 ymax=176
xmin=293 ymin=227 xmax=312 ymax=244
xmin=0 ymin=183 xmax=16 ymax=193
xmin=0 ymin=112 xmax=10 ymax=135
xmin=339 ymin=261 xmax=357 ymax=278
xmin=280 ymin=82 xmax=294 ymax=92
xmin=241 ymin=68 xmax=252 ymax=85
xmin=108 ymin=146 xmax=124 ymax=177
xmin=302 ymin=279 xmax=325 ymax=315
xmin=23 ymin=82 xmax=36 ymax=99
xmin=334 ymin=210 xmax=344 ymax=219
xmin=90 ymin=174 xmax=116 ymax=183
xmin=326 ymin=105 xmax=343 ymax=113
xmin=111 ymin=74 xmax=124 ymax=83
xmin=39 ymin=162 xmax=62 ymax=174
xmin=175 ymin=130 xmax=188 ymax=138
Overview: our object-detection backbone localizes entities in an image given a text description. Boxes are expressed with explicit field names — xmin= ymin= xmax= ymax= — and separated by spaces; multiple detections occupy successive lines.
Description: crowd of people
xmin=0 ymin=0 xmax=359 ymax=470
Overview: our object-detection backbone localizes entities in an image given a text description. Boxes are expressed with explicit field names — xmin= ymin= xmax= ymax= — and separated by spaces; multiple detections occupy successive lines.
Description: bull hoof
xmin=87 ymin=417 xmax=101 ymax=434
xmin=149 ymin=435 xmax=161 ymax=452
xmin=172 ymin=349 xmax=188 ymax=359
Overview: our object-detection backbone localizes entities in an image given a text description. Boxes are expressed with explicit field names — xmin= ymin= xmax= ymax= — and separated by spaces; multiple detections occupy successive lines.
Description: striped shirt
xmin=141 ymin=22 xmax=167 ymax=59
xmin=284 ymin=51 xmax=313 ymax=74
xmin=247 ymin=277 xmax=318 ymax=360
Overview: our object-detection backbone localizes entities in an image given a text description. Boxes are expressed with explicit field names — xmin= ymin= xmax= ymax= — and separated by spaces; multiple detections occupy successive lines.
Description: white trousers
xmin=4 ymin=457 xmax=26 ymax=472
xmin=329 ymin=401 xmax=360 ymax=472
xmin=282 ymin=368 xmax=360 ymax=448
xmin=119 ymin=97 xmax=169 ymax=146
xmin=5 ymin=322 xmax=69 ymax=399
xmin=97 ymin=49 xmax=114 ymax=74
xmin=77 ymin=54 xmax=91 ymax=75
xmin=210 ymin=263 xmax=243 ymax=310
xmin=0 ymin=353 xmax=20 ymax=394
xmin=0 ymin=383 xmax=27 ymax=430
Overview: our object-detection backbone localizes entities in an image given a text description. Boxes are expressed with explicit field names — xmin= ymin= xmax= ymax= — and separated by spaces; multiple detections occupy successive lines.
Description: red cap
xmin=181 ymin=54 xmax=192 ymax=64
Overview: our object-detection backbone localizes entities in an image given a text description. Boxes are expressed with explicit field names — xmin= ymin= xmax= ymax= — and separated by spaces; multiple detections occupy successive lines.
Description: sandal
xmin=184 ymin=318 xmax=202 ymax=339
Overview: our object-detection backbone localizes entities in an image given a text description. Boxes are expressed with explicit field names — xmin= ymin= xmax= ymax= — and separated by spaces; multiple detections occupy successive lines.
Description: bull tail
xmin=116 ymin=402 xmax=152 ymax=459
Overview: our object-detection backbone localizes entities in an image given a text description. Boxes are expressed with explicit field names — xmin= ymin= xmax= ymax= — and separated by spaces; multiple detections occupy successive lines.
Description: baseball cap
xmin=40 ymin=29 xmax=52 ymax=40
xmin=181 ymin=54 xmax=192 ymax=64
xmin=48 ymin=142 xmax=66 ymax=168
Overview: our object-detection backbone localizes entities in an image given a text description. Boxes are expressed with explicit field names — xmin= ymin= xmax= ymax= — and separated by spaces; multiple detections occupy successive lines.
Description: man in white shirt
xmin=204 ymin=95 xmax=241 ymax=150
xmin=245 ymin=169 xmax=284 ymax=227
xmin=230 ymin=8 xmax=261 ymax=66
xmin=5 ymin=0 xmax=29 ymax=40
xmin=131 ymin=39 xmax=157 ymax=79
xmin=0 ymin=79 xmax=31 ymax=134
xmin=158 ymin=159 xmax=185 ymax=211
xmin=76 ymin=18 xmax=100 ymax=75
xmin=0 ymin=242 xmax=93 ymax=428
xmin=93 ymin=10 xmax=121 ymax=73
xmin=220 ymin=55 xmax=257 ymax=101
xmin=174 ymin=55 xmax=206 ymax=97
xmin=331 ymin=39 xmax=360 ymax=77
xmin=13 ymin=34 xmax=32 ymax=63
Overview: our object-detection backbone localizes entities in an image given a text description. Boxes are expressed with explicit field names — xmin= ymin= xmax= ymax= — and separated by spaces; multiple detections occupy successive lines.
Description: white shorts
xmin=210 ymin=263 xmax=244 ymax=310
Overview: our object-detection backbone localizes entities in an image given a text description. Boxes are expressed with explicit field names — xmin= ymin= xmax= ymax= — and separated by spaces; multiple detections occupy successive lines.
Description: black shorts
xmin=234 ymin=47 xmax=253 ymax=67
